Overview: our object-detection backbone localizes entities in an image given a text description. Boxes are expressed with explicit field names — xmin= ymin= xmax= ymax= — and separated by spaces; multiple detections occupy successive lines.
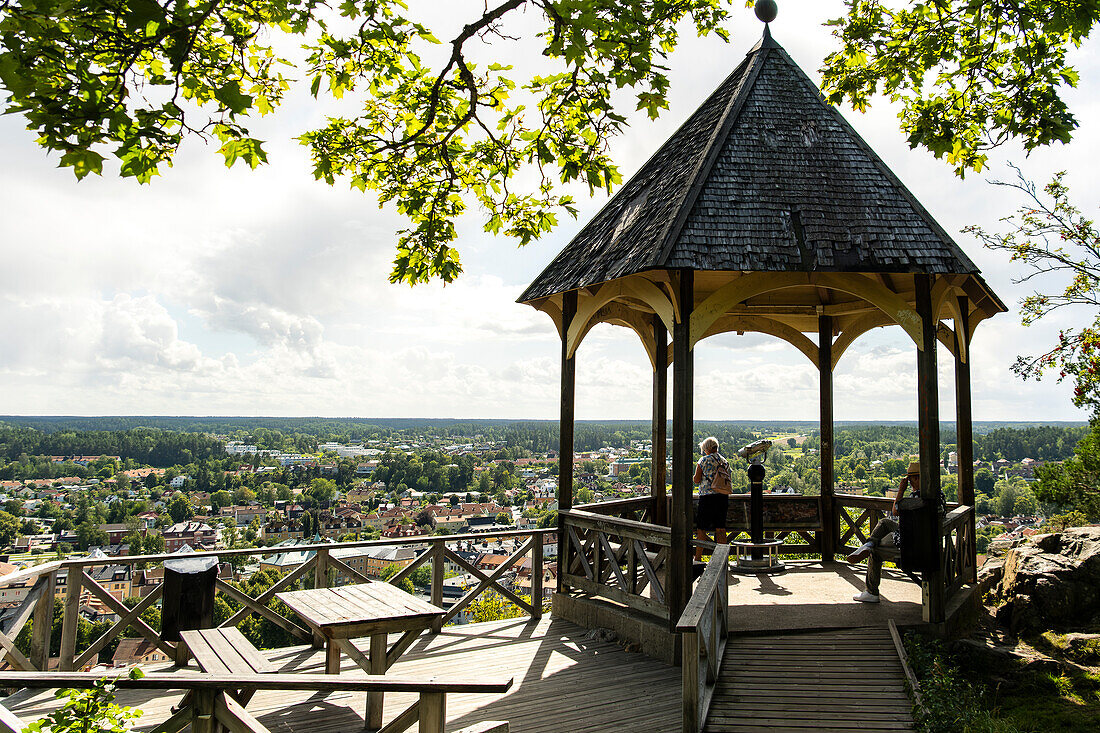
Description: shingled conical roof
xmin=519 ymin=30 xmax=981 ymax=303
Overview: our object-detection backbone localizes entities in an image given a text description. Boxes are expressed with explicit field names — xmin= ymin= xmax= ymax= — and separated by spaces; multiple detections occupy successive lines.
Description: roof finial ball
xmin=755 ymin=0 xmax=778 ymax=24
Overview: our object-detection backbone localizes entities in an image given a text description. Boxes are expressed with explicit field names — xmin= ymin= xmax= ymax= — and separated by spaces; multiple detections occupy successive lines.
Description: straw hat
xmin=906 ymin=460 xmax=920 ymax=476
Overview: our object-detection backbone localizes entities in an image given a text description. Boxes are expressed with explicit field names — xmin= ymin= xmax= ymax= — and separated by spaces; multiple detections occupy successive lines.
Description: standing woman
xmin=693 ymin=437 xmax=729 ymax=561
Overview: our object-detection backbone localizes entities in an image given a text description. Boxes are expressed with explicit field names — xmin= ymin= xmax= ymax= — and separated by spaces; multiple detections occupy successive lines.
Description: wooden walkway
xmin=705 ymin=627 xmax=915 ymax=732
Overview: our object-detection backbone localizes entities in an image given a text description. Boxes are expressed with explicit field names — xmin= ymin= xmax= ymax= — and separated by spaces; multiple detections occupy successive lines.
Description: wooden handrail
xmin=560 ymin=509 xmax=672 ymax=543
xmin=0 ymin=671 xmax=513 ymax=694
xmin=0 ymin=562 xmax=63 ymax=589
xmin=4 ymin=528 xmax=557 ymax=572
xmin=941 ymin=505 xmax=971 ymax=532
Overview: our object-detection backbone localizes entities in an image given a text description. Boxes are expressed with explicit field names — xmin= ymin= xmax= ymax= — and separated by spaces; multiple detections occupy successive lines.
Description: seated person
xmin=847 ymin=460 xmax=920 ymax=603
xmin=694 ymin=436 xmax=729 ymax=561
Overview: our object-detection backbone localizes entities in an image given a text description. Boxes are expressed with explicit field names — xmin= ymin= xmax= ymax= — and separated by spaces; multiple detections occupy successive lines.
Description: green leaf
xmin=59 ymin=149 xmax=105 ymax=180
xmin=214 ymin=81 xmax=253 ymax=115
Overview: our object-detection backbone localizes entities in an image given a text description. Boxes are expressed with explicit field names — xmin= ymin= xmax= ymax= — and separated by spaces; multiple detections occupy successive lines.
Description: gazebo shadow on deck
xmin=724 ymin=560 xmax=924 ymax=634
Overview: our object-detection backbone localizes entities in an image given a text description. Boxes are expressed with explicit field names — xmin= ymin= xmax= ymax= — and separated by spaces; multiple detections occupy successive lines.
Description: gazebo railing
xmin=559 ymin=507 xmax=672 ymax=620
xmin=941 ymin=505 xmax=976 ymax=597
xmin=0 ymin=529 xmax=555 ymax=672
xmin=677 ymin=544 xmax=729 ymax=733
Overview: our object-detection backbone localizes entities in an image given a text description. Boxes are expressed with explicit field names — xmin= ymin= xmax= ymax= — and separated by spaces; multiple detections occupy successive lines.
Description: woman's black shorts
xmin=696 ymin=493 xmax=729 ymax=530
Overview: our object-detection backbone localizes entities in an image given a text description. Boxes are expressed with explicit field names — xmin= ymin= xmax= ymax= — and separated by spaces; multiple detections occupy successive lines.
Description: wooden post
xmin=191 ymin=688 xmax=216 ymax=733
xmin=531 ymin=532 xmax=544 ymax=619
xmin=818 ymin=314 xmax=836 ymax=562
xmin=31 ymin=570 xmax=55 ymax=671
xmin=418 ymin=691 xmax=446 ymax=733
xmin=652 ymin=315 xmax=669 ymax=527
xmin=916 ymin=274 xmax=945 ymax=623
xmin=313 ymin=548 xmax=329 ymax=648
xmin=670 ymin=270 xmax=695 ymax=630
xmin=557 ymin=290 xmax=577 ymax=594
xmin=955 ymin=296 xmax=977 ymax=583
xmin=431 ymin=542 xmax=445 ymax=632
xmin=59 ymin=565 xmax=82 ymax=671
xmin=366 ymin=633 xmax=387 ymax=730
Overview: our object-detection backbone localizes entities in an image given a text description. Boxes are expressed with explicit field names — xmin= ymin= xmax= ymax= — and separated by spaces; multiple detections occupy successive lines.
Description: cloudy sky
xmin=1 ymin=1 xmax=1097 ymax=422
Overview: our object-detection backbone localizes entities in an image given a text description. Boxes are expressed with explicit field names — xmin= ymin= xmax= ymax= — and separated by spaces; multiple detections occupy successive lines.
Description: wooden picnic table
xmin=276 ymin=582 xmax=446 ymax=731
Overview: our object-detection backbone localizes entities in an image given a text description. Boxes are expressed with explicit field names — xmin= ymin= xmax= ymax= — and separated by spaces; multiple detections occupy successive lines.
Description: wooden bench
xmin=180 ymin=627 xmax=276 ymax=705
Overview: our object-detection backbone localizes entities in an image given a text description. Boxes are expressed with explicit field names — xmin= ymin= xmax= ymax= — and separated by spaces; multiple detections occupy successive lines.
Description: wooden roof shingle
xmin=520 ymin=30 xmax=981 ymax=303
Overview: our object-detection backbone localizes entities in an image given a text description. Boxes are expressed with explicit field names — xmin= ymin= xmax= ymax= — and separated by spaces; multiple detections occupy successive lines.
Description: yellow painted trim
xmin=831 ymin=312 xmax=892 ymax=370
xmin=566 ymin=278 xmax=675 ymax=357
xmin=812 ymin=273 xmax=924 ymax=347
xmin=690 ymin=272 xmax=810 ymax=346
xmin=670 ymin=315 xmax=819 ymax=368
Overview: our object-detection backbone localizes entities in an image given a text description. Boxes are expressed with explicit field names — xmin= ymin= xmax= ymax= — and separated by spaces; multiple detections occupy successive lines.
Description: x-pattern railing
xmin=560 ymin=508 xmax=671 ymax=620
xmin=0 ymin=529 xmax=553 ymax=673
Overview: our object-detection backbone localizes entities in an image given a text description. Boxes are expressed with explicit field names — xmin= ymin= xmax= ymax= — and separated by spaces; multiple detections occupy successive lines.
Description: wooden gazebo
xmin=519 ymin=26 xmax=1005 ymax=643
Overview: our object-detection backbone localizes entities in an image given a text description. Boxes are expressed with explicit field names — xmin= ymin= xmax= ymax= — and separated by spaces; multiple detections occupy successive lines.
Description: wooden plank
xmin=0 ymin=671 xmax=513 ymax=694
xmin=181 ymin=630 xmax=232 ymax=674
xmin=216 ymin=627 xmax=276 ymax=674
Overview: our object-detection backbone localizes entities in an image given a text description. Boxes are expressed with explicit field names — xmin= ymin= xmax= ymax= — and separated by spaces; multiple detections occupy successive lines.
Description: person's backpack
xmin=711 ymin=455 xmax=733 ymax=495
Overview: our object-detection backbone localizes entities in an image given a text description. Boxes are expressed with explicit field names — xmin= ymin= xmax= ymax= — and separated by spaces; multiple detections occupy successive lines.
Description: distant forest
xmin=0 ymin=416 xmax=1089 ymax=464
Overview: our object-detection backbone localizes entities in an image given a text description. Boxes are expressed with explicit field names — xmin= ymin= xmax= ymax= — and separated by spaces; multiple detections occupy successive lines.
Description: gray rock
xmin=995 ymin=526 xmax=1100 ymax=634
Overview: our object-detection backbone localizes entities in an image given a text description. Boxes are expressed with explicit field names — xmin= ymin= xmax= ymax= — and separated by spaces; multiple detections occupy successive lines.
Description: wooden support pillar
xmin=670 ymin=270 xmax=695 ymax=630
xmin=818 ymin=315 xmax=836 ymax=562
xmin=557 ymin=290 xmax=578 ymax=594
xmin=916 ymin=274 xmax=945 ymax=623
xmin=652 ymin=315 xmax=669 ymax=527
xmin=955 ymin=296 xmax=977 ymax=583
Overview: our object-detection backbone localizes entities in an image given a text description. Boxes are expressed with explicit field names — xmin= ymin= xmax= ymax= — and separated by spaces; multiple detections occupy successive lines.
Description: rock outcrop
xmin=991 ymin=526 xmax=1100 ymax=634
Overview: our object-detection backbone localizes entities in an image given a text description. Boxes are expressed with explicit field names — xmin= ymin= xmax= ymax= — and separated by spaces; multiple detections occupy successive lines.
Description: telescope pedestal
xmin=730 ymin=459 xmax=786 ymax=575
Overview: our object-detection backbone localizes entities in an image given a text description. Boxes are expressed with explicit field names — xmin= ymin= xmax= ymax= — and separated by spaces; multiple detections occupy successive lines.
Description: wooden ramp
xmin=704 ymin=627 xmax=915 ymax=732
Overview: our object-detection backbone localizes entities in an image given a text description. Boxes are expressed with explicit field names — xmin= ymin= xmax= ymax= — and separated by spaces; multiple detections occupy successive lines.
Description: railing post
xmin=59 ymin=565 xmax=82 ymax=671
xmin=682 ymin=629 xmax=700 ymax=733
xmin=31 ymin=570 xmax=56 ymax=671
xmin=418 ymin=691 xmax=446 ymax=733
xmin=312 ymin=548 xmax=328 ymax=648
xmin=531 ymin=532 xmax=543 ymax=620
xmin=431 ymin=542 xmax=444 ymax=633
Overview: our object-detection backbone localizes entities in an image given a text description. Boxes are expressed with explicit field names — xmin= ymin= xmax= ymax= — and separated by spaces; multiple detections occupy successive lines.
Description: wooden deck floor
xmin=705 ymin=627 xmax=915 ymax=732
xmin=8 ymin=616 xmax=682 ymax=733
xmin=726 ymin=561 xmax=925 ymax=633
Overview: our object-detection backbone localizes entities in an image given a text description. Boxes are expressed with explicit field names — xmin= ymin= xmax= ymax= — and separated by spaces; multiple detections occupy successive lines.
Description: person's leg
xmin=869 ymin=518 xmax=899 ymax=543
xmin=694 ymin=529 xmax=709 ymax=561
xmin=848 ymin=517 xmax=898 ymax=562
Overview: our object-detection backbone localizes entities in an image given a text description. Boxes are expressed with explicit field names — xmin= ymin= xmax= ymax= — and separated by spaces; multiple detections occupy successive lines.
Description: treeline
xmin=0 ymin=426 xmax=224 ymax=467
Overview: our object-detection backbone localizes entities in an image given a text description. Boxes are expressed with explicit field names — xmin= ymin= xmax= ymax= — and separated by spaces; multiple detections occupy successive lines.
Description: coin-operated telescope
xmin=737 ymin=439 xmax=772 ymax=463
xmin=730 ymin=439 xmax=785 ymax=575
